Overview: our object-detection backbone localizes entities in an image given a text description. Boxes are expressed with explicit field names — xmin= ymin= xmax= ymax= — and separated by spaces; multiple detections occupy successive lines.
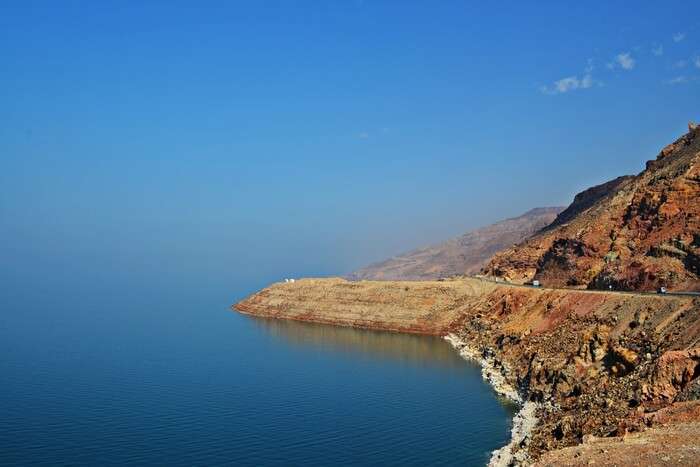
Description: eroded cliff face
xmin=484 ymin=125 xmax=700 ymax=292
xmin=234 ymin=277 xmax=700 ymax=464
xmin=449 ymin=285 xmax=700 ymax=461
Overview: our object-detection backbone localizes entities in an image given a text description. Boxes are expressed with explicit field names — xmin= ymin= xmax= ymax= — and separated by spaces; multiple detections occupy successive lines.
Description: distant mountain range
xmin=347 ymin=207 xmax=563 ymax=281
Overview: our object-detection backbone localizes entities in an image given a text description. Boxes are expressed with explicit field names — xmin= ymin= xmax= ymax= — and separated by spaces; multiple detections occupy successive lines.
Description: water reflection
xmin=248 ymin=316 xmax=472 ymax=369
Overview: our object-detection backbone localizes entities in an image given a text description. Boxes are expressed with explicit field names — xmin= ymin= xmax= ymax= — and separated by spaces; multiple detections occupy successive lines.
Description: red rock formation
xmin=484 ymin=125 xmax=700 ymax=291
xmin=643 ymin=349 xmax=700 ymax=405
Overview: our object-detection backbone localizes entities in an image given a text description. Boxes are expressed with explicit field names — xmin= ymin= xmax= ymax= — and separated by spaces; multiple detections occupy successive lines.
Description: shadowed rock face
xmin=484 ymin=126 xmax=700 ymax=292
xmin=347 ymin=207 xmax=563 ymax=281
xmin=546 ymin=176 xmax=634 ymax=229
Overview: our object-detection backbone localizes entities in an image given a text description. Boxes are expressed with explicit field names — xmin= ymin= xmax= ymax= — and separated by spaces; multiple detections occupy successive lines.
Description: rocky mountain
xmin=484 ymin=124 xmax=700 ymax=291
xmin=348 ymin=207 xmax=563 ymax=281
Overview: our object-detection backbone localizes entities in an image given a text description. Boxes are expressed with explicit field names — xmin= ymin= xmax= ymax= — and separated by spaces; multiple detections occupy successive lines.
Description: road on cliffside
xmin=469 ymin=275 xmax=700 ymax=298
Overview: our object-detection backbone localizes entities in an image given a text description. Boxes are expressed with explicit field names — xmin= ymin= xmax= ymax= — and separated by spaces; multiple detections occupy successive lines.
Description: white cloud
xmin=652 ymin=44 xmax=664 ymax=56
xmin=695 ymin=56 xmax=700 ymax=69
xmin=674 ymin=60 xmax=688 ymax=69
xmin=665 ymin=75 xmax=698 ymax=85
xmin=673 ymin=32 xmax=686 ymax=43
xmin=541 ymin=73 xmax=595 ymax=95
xmin=581 ymin=73 xmax=593 ymax=88
xmin=358 ymin=132 xmax=369 ymax=139
xmin=541 ymin=59 xmax=600 ymax=95
xmin=667 ymin=76 xmax=689 ymax=85
xmin=555 ymin=76 xmax=582 ymax=93
xmin=615 ymin=52 xmax=635 ymax=70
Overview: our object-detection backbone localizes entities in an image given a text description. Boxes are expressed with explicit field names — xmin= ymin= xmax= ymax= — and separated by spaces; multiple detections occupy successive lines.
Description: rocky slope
xmin=234 ymin=277 xmax=700 ymax=465
xmin=535 ymin=415 xmax=700 ymax=466
xmin=484 ymin=125 xmax=700 ymax=292
xmin=348 ymin=207 xmax=563 ymax=281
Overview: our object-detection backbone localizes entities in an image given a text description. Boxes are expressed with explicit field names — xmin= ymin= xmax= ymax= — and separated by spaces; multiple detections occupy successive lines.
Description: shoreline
xmin=445 ymin=333 xmax=539 ymax=466
xmin=234 ymin=277 xmax=700 ymax=465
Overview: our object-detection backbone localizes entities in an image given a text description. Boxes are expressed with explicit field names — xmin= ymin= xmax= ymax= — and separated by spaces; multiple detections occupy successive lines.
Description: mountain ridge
xmin=348 ymin=207 xmax=564 ymax=281
xmin=485 ymin=124 xmax=700 ymax=292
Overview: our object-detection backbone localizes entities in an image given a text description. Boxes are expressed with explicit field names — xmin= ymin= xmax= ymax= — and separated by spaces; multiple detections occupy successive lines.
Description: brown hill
xmin=348 ymin=207 xmax=563 ymax=281
xmin=484 ymin=124 xmax=700 ymax=291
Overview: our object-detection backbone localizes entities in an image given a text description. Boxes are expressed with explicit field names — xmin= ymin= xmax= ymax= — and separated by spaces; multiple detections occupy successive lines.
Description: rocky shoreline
xmin=235 ymin=277 xmax=700 ymax=465
xmin=445 ymin=334 xmax=523 ymax=403
xmin=445 ymin=334 xmax=539 ymax=466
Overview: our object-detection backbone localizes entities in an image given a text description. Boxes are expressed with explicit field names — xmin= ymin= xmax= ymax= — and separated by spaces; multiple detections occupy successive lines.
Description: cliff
xmin=484 ymin=125 xmax=700 ymax=292
xmin=235 ymin=277 xmax=499 ymax=335
xmin=347 ymin=207 xmax=563 ymax=281
xmin=234 ymin=277 xmax=700 ymax=464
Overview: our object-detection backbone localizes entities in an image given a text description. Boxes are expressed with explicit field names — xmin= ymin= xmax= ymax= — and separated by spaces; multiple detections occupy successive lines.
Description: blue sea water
xmin=0 ymin=277 xmax=516 ymax=466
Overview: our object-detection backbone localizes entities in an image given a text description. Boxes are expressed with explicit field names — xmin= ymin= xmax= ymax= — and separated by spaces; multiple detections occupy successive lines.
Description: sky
xmin=1 ymin=1 xmax=699 ymax=296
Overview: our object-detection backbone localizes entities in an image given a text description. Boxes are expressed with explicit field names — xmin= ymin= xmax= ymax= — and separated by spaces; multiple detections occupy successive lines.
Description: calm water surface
xmin=1 ymin=281 xmax=515 ymax=466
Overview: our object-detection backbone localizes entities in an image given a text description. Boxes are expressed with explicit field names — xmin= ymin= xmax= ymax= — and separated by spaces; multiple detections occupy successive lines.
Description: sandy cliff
xmin=235 ymin=277 xmax=499 ymax=334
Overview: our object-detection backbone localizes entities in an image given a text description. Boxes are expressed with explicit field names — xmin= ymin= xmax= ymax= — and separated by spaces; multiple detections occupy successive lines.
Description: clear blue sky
xmin=1 ymin=1 xmax=699 ymax=295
